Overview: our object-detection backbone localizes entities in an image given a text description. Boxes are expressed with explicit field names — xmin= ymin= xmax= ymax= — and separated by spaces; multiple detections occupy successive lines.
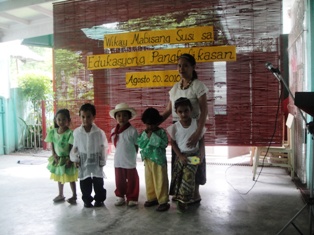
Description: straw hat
xmin=109 ymin=103 xmax=137 ymax=119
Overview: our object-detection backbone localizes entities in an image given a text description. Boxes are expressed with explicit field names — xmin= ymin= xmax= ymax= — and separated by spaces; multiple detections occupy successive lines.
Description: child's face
xmin=80 ymin=110 xmax=95 ymax=128
xmin=55 ymin=113 xmax=69 ymax=128
xmin=145 ymin=123 xmax=158 ymax=132
xmin=115 ymin=111 xmax=130 ymax=126
xmin=176 ymin=105 xmax=192 ymax=121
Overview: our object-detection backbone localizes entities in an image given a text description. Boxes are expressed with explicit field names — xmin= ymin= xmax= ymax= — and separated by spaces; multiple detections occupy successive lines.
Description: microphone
xmin=265 ymin=62 xmax=280 ymax=74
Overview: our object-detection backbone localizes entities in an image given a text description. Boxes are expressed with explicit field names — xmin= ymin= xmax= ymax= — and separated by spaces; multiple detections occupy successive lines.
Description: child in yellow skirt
xmin=45 ymin=109 xmax=78 ymax=204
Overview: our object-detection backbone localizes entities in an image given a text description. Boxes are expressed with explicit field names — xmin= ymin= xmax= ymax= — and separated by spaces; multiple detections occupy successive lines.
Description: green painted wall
xmin=0 ymin=89 xmax=25 ymax=155
xmin=0 ymin=97 xmax=4 ymax=155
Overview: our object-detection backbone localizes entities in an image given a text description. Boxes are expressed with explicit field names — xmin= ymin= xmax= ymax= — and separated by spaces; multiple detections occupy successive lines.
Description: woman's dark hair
xmin=174 ymin=97 xmax=193 ymax=111
xmin=79 ymin=103 xmax=96 ymax=116
xmin=54 ymin=109 xmax=71 ymax=128
xmin=141 ymin=107 xmax=163 ymax=125
xmin=178 ymin=53 xmax=198 ymax=79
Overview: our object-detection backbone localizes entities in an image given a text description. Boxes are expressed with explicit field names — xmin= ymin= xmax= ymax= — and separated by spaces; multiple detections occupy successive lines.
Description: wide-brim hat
xmin=109 ymin=103 xmax=137 ymax=119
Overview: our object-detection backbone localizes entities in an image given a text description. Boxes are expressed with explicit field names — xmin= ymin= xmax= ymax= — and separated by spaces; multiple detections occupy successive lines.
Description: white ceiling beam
xmin=0 ymin=20 xmax=53 ymax=42
xmin=0 ymin=23 xmax=9 ymax=30
xmin=29 ymin=5 xmax=53 ymax=18
xmin=29 ymin=17 xmax=52 ymax=26
xmin=0 ymin=0 xmax=59 ymax=12
xmin=0 ymin=12 xmax=30 ymax=25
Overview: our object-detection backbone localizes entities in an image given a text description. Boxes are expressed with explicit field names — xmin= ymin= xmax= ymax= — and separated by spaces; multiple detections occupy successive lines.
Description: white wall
xmin=0 ymin=41 xmax=11 ymax=99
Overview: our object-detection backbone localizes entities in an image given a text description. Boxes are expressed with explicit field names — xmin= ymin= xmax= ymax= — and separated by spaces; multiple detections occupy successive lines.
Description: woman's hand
xmin=161 ymin=101 xmax=172 ymax=124
xmin=187 ymin=131 xmax=201 ymax=148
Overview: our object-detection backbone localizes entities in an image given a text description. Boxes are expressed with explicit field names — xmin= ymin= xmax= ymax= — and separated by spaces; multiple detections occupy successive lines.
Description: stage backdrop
xmin=53 ymin=0 xmax=283 ymax=146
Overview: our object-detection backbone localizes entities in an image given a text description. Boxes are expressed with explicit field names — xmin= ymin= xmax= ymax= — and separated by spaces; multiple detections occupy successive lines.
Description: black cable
xmin=225 ymin=83 xmax=283 ymax=195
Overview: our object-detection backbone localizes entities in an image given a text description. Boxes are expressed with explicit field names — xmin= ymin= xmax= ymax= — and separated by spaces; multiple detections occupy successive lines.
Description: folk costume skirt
xmin=47 ymin=155 xmax=78 ymax=184
xmin=169 ymin=158 xmax=198 ymax=203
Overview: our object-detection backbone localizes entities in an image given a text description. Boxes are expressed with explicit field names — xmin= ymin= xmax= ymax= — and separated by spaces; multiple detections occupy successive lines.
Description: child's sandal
xmin=53 ymin=195 xmax=65 ymax=202
xmin=144 ymin=200 xmax=158 ymax=207
xmin=67 ymin=196 xmax=77 ymax=204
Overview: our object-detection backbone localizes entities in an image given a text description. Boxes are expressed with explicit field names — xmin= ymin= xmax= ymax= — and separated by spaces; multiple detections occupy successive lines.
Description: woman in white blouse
xmin=161 ymin=53 xmax=209 ymax=203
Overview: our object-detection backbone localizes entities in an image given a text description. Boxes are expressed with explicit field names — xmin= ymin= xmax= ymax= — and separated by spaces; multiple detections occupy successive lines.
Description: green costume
xmin=45 ymin=128 xmax=78 ymax=184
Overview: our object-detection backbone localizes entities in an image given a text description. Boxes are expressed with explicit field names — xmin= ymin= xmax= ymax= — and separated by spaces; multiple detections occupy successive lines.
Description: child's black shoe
xmin=94 ymin=201 xmax=104 ymax=207
xmin=156 ymin=203 xmax=170 ymax=212
xmin=84 ymin=202 xmax=93 ymax=208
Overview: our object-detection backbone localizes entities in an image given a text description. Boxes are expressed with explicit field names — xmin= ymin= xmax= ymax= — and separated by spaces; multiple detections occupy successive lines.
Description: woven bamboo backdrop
xmin=53 ymin=0 xmax=283 ymax=146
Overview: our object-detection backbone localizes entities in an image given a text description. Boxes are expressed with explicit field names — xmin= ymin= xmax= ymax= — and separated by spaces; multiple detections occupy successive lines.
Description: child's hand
xmin=74 ymin=154 xmax=80 ymax=168
xmin=99 ymin=160 xmax=106 ymax=167
xmin=66 ymin=159 xmax=73 ymax=168
xmin=53 ymin=154 xmax=59 ymax=164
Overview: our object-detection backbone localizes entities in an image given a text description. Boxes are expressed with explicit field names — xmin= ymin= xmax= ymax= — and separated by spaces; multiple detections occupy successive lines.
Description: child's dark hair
xmin=174 ymin=97 xmax=192 ymax=111
xmin=79 ymin=103 xmax=96 ymax=116
xmin=54 ymin=109 xmax=71 ymax=128
xmin=178 ymin=53 xmax=198 ymax=79
xmin=141 ymin=107 xmax=163 ymax=125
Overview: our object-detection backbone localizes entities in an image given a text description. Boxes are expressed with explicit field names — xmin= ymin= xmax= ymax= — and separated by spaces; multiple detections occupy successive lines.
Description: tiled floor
xmin=0 ymin=151 xmax=310 ymax=235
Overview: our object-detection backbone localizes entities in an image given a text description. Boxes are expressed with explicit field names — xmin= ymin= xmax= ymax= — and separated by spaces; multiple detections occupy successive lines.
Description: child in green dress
xmin=45 ymin=109 xmax=78 ymax=204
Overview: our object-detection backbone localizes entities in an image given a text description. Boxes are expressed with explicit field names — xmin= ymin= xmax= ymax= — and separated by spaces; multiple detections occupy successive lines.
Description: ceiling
xmin=0 ymin=0 xmax=63 ymax=43
xmin=0 ymin=0 xmax=294 ymax=45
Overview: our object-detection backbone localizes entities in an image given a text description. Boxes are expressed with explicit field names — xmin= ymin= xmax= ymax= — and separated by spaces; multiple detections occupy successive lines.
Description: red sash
xmin=110 ymin=122 xmax=131 ymax=147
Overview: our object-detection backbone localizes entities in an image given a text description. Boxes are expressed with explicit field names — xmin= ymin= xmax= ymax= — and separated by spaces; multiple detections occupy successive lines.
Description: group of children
xmin=45 ymin=98 xmax=205 ymax=212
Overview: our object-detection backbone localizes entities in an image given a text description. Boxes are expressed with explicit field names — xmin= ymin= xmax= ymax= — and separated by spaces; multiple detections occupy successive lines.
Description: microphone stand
xmin=267 ymin=65 xmax=314 ymax=235
xmin=268 ymin=68 xmax=307 ymax=123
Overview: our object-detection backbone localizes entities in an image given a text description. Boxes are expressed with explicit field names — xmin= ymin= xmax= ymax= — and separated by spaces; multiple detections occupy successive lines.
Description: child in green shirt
xmin=137 ymin=107 xmax=170 ymax=212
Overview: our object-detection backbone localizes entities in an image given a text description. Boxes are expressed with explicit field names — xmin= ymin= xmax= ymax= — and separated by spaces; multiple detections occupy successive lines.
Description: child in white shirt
xmin=167 ymin=97 xmax=205 ymax=212
xmin=109 ymin=103 xmax=139 ymax=207
xmin=70 ymin=103 xmax=108 ymax=208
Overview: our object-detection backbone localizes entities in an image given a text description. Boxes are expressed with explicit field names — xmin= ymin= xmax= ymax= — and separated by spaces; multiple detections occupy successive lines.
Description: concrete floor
xmin=0 ymin=151 xmax=310 ymax=235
